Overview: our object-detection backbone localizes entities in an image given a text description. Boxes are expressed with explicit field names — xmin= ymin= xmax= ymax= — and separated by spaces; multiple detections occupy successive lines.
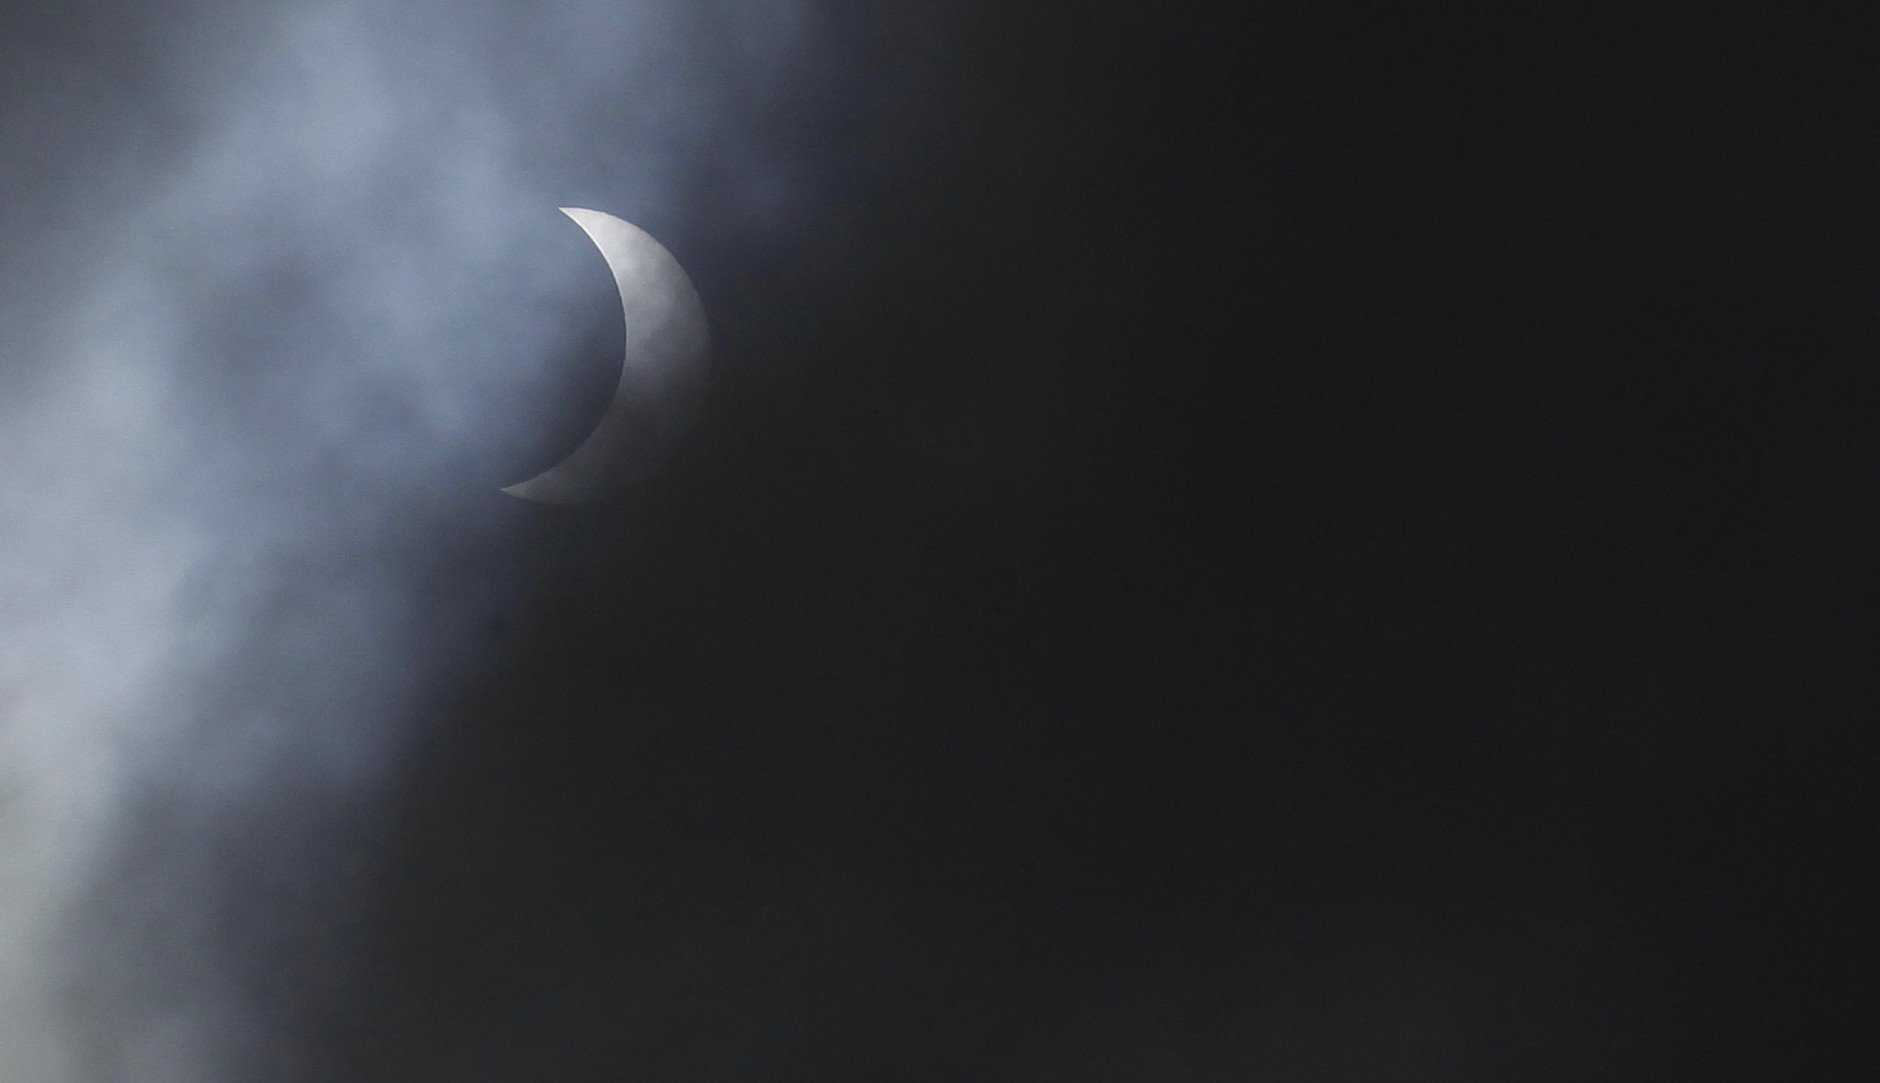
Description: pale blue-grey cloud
xmin=0 ymin=1 xmax=811 ymax=1077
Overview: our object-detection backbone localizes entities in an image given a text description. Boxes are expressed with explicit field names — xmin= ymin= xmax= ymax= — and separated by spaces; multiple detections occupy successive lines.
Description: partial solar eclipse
xmin=503 ymin=208 xmax=709 ymax=503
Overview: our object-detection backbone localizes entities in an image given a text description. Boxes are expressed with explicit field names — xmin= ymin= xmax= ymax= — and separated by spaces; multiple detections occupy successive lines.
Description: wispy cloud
xmin=1 ymin=1 xmax=810 ymax=1076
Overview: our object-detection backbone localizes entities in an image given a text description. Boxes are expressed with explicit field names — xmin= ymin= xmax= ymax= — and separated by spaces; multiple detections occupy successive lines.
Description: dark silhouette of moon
xmin=503 ymin=208 xmax=709 ymax=503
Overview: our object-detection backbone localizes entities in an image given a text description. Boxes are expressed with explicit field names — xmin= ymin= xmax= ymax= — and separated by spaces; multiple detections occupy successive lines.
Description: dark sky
xmin=2 ymin=3 xmax=1873 ymax=1081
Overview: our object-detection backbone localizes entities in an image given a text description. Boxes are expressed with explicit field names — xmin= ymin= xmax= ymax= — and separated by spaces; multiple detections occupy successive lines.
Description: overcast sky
xmin=3 ymin=3 xmax=1874 ymax=1081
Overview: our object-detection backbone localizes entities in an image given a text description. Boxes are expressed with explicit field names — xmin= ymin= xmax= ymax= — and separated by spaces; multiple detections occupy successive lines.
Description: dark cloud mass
xmin=2 ymin=2 xmax=1872 ymax=1081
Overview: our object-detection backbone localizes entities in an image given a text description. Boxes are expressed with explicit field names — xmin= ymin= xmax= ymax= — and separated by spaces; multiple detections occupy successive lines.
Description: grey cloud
xmin=1 ymin=1 xmax=812 ymax=1077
